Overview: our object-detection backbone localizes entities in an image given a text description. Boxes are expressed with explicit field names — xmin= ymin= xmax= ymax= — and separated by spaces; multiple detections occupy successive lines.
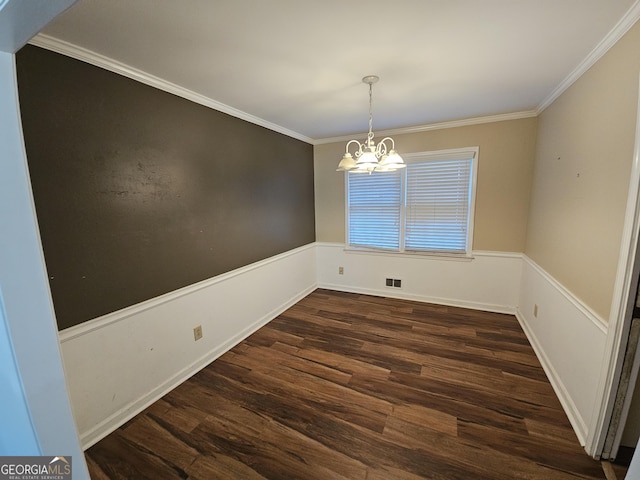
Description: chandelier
xmin=336 ymin=75 xmax=405 ymax=173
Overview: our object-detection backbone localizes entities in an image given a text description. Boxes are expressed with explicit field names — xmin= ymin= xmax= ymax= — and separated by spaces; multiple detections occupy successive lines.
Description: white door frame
xmin=588 ymin=74 xmax=640 ymax=457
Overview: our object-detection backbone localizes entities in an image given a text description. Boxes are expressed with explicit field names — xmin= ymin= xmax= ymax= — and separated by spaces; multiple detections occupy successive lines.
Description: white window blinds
xmin=346 ymin=147 xmax=477 ymax=255
xmin=405 ymin=157 xmax=472 ymax=253
xmin=347 ymin=170 xmax=401 ymax=250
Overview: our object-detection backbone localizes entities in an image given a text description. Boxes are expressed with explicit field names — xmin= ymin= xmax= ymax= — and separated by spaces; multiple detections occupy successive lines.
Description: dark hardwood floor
xmin=86 ymin=289 xmax=606 ymax=479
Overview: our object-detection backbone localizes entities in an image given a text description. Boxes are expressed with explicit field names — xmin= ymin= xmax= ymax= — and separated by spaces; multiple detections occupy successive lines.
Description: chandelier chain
xmin=367 ymin=82 xmax=374 ymax=145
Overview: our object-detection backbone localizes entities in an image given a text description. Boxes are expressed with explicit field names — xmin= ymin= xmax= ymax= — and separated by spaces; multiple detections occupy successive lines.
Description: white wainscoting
xmin=317 ymin=243 xmax=610 ymax=446
xmin=316 ymin=243 xmax=522 ymax=314
xmin=60 ymin=242 xmax=611 ymax=452
xmin=516 ymin=255 xmax=608 ymax=446
xmin=59 ymin=243 xmax=317 ymax=449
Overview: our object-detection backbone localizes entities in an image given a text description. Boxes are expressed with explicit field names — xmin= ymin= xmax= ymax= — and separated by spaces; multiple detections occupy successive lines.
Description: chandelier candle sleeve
xmin=336 ymin=76 xmax=405 ymax=173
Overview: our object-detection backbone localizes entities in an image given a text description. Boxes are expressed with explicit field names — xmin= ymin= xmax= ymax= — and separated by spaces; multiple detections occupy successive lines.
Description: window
xmin=346 ymin=147 xmax=478 ymax=255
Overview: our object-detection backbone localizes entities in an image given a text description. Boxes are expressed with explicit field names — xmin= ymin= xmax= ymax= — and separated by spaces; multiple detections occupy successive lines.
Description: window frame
xmin=344 ymin=146 xmax=479 ymax=258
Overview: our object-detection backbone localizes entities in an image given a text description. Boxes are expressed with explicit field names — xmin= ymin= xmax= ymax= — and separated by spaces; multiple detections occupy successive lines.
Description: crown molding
xmin=27 ymin=0 xmax=640 ymax=145
xmin=313 ymin=110 xmax=538 ymax=145
xmin=24 ymin=35 xmax=537 ymax=147
xmin=537 ymin=0 xmax=640 ymax=114
xmin=27 ymin=33 xmax=315 ymax=144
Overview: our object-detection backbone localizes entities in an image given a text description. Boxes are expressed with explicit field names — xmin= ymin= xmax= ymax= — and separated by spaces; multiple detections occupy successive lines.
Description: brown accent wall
xmin=16 ymin=45 xmax=315 ymax=330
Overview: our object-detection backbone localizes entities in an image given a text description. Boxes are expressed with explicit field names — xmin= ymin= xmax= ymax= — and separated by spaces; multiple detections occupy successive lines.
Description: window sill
xmin=343 ymin=246 xmax=474 ymax=262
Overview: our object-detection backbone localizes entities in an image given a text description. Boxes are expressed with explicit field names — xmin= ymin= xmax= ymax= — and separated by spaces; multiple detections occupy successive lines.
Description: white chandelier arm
xmin=375 ymin=137 xmax=395 ymax=157
xmin=345 ymin=139 xmax=364 ymax=157
xmin=379 ymin=137 xmax=395 ymax=150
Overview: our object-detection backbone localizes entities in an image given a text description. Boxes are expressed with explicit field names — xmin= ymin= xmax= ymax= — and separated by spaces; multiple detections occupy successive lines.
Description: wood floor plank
xmin=119 ymin=415 xmax=199 ymax=471
xmin=287 ymin=343 xmax=392 ymax=380
xmin=383 ymin=415 xmax=592 ymax=480
xmin=389 ymin=403 xmax=458 ymax=436
xmin=187 ymin=400 xmax=367 ymax=480
xmin=219 ymin=357 xmax=392 ymax=433
xmin=389 ymin=370 xmax=569 ymax=427
xmin=86 ymin=289 xmax=606 ymax=479
xmin=225 ymin=343 xmax=353 ymax=386
xmin=184 ymin=454 xmax=268 ymax=480
xmin=457 ymin=418 xmax=605 ymax=478
xmin=88 ymin=433 xmax=191 ymax=479
xmin=525 ymin=417 xmax=583 ymax=445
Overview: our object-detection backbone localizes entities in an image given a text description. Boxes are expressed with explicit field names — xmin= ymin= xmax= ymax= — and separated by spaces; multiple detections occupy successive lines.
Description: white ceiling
xmin=36 ymin=0 xmax=639 ymax=143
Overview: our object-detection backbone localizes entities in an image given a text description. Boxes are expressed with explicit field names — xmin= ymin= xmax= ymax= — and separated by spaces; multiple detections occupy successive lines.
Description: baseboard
xmin=515 ymin=308 xmax=588 ymax=444
xmin=517 ymin=256 xmax=609 ymax=448
xmin=80 ymin=283 xmax=315 ymax=449
xmin=317 ymin=282 xmax=516 ymax=315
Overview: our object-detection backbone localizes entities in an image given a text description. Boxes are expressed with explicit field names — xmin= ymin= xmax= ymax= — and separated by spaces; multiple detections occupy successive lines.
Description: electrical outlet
xmin=393 ymin=279 xmax=402 ymax=288
xmin=386 ymin=278 xmax=393 ymax=287
xmin=193 ymin=325 xmax=203 ymax=341
xmin=338 ymin=266 xmax=344 ymax=275
xmin=533 ymin=304 xmax=538 ymax=318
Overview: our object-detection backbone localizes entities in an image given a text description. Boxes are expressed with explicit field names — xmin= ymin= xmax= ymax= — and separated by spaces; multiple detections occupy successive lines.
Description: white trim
xmin=316 ymin=241 xmax=346 ymax=249
xmin=317 ymin=242 xmax=519 ymax=261
xmin=315 ymin=111 xmax=538 ymax=145
xmin=537 ymin=0 xmax=640 ymax=113
xmin=522 ymin=255 xmax=608 ymax=334
xmin=26 ymin=1 xmax=640 ymax=146
xmin=79 ymin=283 xmax=316 ymax=449
xmin=315 ymin=242 xmax=520 ymax=259
xmin=27 ymin=34 xmax=315 ymax=145
xmin=517 ymin=255 xmax=613 ymax=446
xmin=316 ymin=243 xmax=521 ymax=314
xmin=338 ymin=246 xmax=517 ymax=262
xmin=318 ymin=283 xmax=516 ymax=316
xmin=343 ymin=247 xmax=475 ymax=262
xmin=25 ymin=34 xmax=536 ymax=146
xmin=401 ymin=147 xmax=478 ymax=163
xmin=59 ymin=243 xmax=315 ymax=343
xmin=515 ymin=308 xmax=589 ymax=444
xmin=467 ymin=151 xmax=478 ymax=258
xmin=587 ymin=72 xmax=640 ymax=456
xmin=473 ymin=250 xmax=524 ymax=259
